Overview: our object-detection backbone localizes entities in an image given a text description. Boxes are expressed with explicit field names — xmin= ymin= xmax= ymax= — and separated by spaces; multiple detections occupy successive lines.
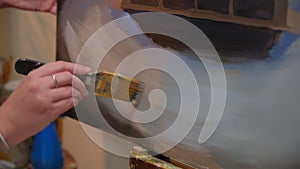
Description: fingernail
xmin=82 ymin=66 xmax=91 ymax=73
xmin=73 ymin=98 xmax=79 ymax=106
xmin=75 ymin=66 xmax=91 ymax=74
xmin=84 ymin=89 xmax=89 ymax=96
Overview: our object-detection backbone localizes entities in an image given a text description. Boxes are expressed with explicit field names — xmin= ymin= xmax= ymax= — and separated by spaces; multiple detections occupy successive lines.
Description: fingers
xmin=47 ymin=71 xmax=88 ymax=96
xmin=31 ymin=61 xmax=91 ymax=77
xmin=46 ymin=87 xmax=83 ymax=118
xmin=24 ymin=61 xmax=90 ymax=117
xmin=28 ymin=61 xmax=90 ymax=101
xmin=39 ymin=0 xmax=56 ymax=14
xmin=49 ymin=2 xmax=57 ymax=14
xmin=48 ymin=98 xmax=78 ymax=118
xmin=50 ymin=86 xmax=84 ymax=102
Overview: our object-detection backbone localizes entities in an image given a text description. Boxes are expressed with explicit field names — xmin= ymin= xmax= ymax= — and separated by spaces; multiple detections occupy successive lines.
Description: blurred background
xmin=0 ymin=0 xmax=299 ymax=168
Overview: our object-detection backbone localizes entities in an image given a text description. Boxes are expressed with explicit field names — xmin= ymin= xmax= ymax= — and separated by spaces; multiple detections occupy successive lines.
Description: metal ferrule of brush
xmin=81 ymin=71 xmax=145 ymax=105
xmin=77 ymin=73 xmax=97 ymax=93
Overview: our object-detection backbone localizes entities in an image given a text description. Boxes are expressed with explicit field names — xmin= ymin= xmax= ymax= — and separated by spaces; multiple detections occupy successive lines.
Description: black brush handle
xmin=15 ymin=58 xmax=91 ymax=84
xmin=15 ymin=58 xmax=45 ymax=75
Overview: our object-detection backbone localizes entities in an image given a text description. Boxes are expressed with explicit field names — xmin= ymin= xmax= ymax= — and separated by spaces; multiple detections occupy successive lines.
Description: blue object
xmin=30 ymin=122 xmax=64 ymax=169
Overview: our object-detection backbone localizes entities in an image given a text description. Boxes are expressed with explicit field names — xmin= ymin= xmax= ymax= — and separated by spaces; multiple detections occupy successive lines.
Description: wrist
xmin=0 ymin=130 xmax=9 ymax=149
xmin=0 ymin=106 xmax=13 ymax=148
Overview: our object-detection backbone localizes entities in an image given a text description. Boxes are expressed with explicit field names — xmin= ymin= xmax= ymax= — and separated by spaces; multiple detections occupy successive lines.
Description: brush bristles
xmin=92 ymin=71 xmax=144 ymax=104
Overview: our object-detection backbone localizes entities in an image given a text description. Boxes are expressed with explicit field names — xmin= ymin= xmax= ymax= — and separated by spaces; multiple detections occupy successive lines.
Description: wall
xmin=0 ymin=8 xmax=128 ymax=169
xmin=0 ymin=9 xmax=11 ymax=59
xmin=62 ymin=117 xmax=129 ymax=169
xmin=0 ymin=8 xmax=56 ymax=80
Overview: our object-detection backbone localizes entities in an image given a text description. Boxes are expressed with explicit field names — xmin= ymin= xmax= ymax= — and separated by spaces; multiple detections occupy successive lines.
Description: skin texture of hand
xmin=0 ymin=0 xmax=57 ymax=14
xmin=0 ymin=61 xmax=90 ymax=147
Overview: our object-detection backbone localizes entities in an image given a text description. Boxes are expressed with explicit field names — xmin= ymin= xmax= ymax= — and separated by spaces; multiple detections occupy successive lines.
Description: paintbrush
xmin=14 ymin=58 xmax=144 ymax=105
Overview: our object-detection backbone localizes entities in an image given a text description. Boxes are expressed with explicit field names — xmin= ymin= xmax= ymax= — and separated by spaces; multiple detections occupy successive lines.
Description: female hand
xmin=1 ymin=0 xmax=57 ymax=14
xmin=0 ymin=61 xmax=90 ymax=146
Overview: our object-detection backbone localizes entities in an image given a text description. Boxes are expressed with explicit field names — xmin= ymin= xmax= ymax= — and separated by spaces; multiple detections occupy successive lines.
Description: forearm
xmin=1 ymin=0 xmax=16 ymax=9
xmin=0 ymin=132 xmax=9 ymax=150
xmin=0 ymin=99 xmax=35 ymax=148
xmin=0 ymin=0 xmax=7 ymax=8
xmin=0 ymin=104 xmax=30 ymax=150
xmin=0 ymin=106 xmax=12 ymax=149
xmin=0 ymin=0 xmax=54 ymax=10
xmin=0 ymin=0 xmax=57 ymax=14
xmin=0 ymin=0 xmax=30 ymax=10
